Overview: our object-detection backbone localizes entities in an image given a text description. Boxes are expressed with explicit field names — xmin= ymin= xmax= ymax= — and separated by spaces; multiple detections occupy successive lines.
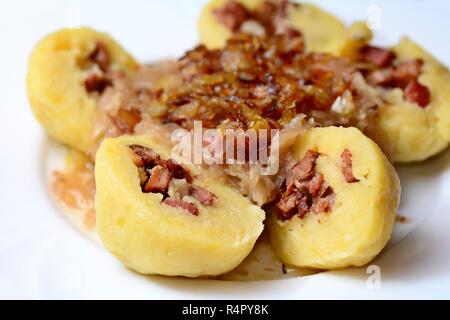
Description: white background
xmin=0 ymin=0 xmax=450 ymax=299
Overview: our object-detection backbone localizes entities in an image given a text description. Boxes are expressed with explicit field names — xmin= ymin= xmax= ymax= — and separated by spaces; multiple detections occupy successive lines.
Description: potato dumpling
xmin=369 ymin=37 xmax=450 ymax=163
xmin=326 ymin=21 xmax=373 ymax=58
xmin=95 ymin=135 xmax=265 ymax=277
xmin=287 ymin=2 xmax=346 ymax=53
xmin=27 ymin=27 xmax=138 ymax=153
xmin=268 ymin=127 xmax=400 ymax=269
xmin=198 ymin=0 xmax=346 ymax=52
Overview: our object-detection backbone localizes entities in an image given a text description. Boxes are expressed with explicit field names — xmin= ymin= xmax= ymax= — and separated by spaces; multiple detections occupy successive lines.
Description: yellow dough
xmin=326 ymin=21 xmax=373 ymax=58
xmin=95 ymin=135 xmax=265 ymax=277
xmin=198 ymin=0 xmax=346 ymax=52
xmin=27 ymin=27 xmax=138 ymax=153
xmin=288 ymin=2 xmax=346 ymax=52
xmin=370 ymin=37 xmax=450 ymax=163
xmin=268 ymin=127 xmax=400 ymax=269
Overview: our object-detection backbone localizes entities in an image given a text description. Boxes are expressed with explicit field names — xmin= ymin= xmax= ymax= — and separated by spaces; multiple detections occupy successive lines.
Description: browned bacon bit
xmin=144 ymin=165 xmax=172 ymax=193
xmin=366 ymin=59 xmax=424 ymax=89
xmin=276 ymin=28 xmax=304 ymax=54
xmin=163 ymin=198 xmax=199 ymax=216
xmin=129 ymin=146 xmax=192 ymax=187
xmin=366 ymin=68 xmax=393 ymax=87
xmin=84 ymin=73 xmax=111 ymax=93
xmin=85 ymin=42 xmax=112 ymax=93
xmin=276 ymin=192 xmax=299 ymax=219
xmin=161 ymin=31 xmax=359 ymax=131
xmin=292 ymin=150 xmax=319 ymax=181
xmin=253 ymin=0 xmax=290 ymax=33
xmin=307 ymin=173 xmax=324 ymax=197
xmin=129 ymin=145 xmax=210 ymax=216
xmin=129 ymin=144 xmax=159 ymax=167
xmin=359 ymin=48 xmax=430 ymax=108
xmin=297 ymin=194 xmax=311 ymax=219
xmin=213 ymin=0 xmax=249 ymax=31
xmin=156 ymin=158 xmax=193 ymax=183
xmin=276 ymin=150 xmax=335 ymax=220
xmin=315 ymin=192 xmax=335 ymax=213
xmin=89 ymin=42 xmax=110 ymax=72
xmin=189 ymin=185 xmax=217 ymax=206
xmin=253 ymin=1 xmax=278 ymax=27
xmin=110 ymin=109 xmax=142 ymax=133
xmin=360 ymin=46 xmax=396 ymax=68
xmin=341 ymin=148 xmax=359 ymax=183
xmin=404 ymin=79 xmax=430 ymax=107
xmin=318 ymin=182 xmax=333 ymax=198
xmin=392 ymin=59 xmax=423 ymax=88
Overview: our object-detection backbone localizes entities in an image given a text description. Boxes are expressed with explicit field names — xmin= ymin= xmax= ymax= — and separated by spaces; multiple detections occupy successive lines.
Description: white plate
xmin=1 ymin=0 xmax=449 ymax=299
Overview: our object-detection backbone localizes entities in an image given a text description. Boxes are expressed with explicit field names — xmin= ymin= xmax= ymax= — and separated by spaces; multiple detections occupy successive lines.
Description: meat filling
xmin=340 ymin=148 xmax=359 ymax=183
xmin=89 ymin=41 xmax=110 ymax=72
xmin=359 ymin=45 xmax=430 ymax=107
xmin=404 ymin=79 xmax=430 ymax=107
xmin=276 ymin=150 xmax=335 ymax=220
xmin=129 ymin=144 xmax=216 ymax=215
xmin=188 ymin=185 xmax=217 ymax=205
xmin=144 ymin=165 xmax=172 ymax=193
xmin=163 ymin=198 xmax=199 ymax=216
xmin=84 ymin=42 xmax=112 ymax=93
xmin=85 ymin=73 xmax=111 ymax=93
xmin=360 ymin=45 xmax=396 ymax=68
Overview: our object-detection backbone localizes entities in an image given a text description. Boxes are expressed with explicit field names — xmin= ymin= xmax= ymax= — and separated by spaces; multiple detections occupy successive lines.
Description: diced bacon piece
xmin=276 ymin=191 xmax=298 ymax=220
xmin=315 ymin=193 xmax=335 ymax=213
xmin=365 ymin=59 xmax=425 ymax=90
xmin=366 ymin=68 xmax=394 ymax=87
xmin=84 ymin=73 xmax=111 ymax=93
xmin=111 ymin=109 xmax=142 ymax=134
xmin=276 ymin=28 xmax=305 ymax=54
xmin=307 ymin=173 xmax=323 ymax=197
xmin=297 ymin=194 xmax=311 ymax=219
xmin=341 ymin=149 xmax=359 ymax=183
xmin=213 ymin=0 xmax=249 ymax=31
xmin=285 ymin=170 xmax=296 ymax=193
xmin=156 ymin=159 xmax=193 ymax=183
xmin=89 ymin=42 xmax=110 ymax=71
xmin=163 ymin=198 xmax=199 ymax=215
xmin=129 ymin=145 xmax=159 ymax=166
xmin=253 ymin=1 xmax=277 ymax=26
xmin=360 ymin=46 xmax=396 ymax=68
xmin=189 ymin=185 xmax=217 ymax=206
xmin=404 ymin=79 xmax=430 ymax=107
xmin=278 ymin=150 xmax=336 ymax=220
xmin=292 ymin=150 xmax=319 ymax=181
xmin=318 ymin=183 xmax=333 ymax=198
xmin=144 ymin=165 xmax=172 ymax=193
xmin=392 ymin=59 xmax=423 ymax=88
